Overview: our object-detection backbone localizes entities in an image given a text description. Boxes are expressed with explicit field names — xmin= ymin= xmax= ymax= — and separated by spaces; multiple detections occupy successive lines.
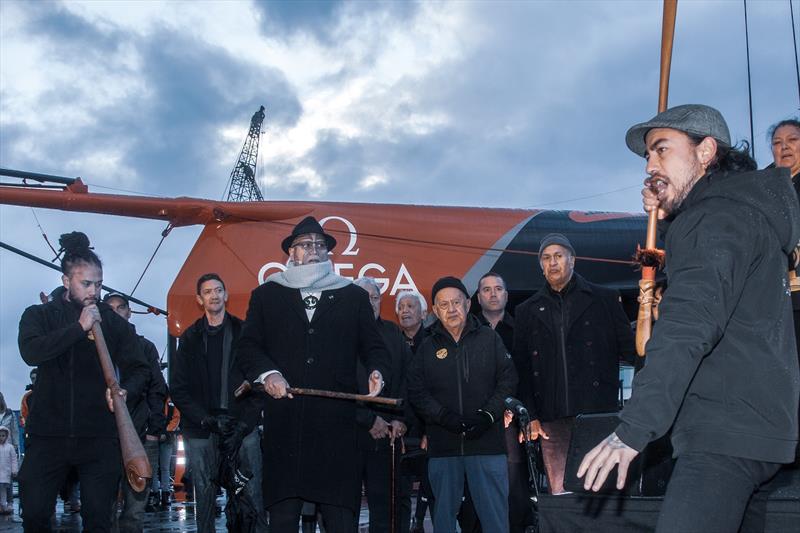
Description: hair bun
xmin=58 ymin=232 xmax=92 ymax=254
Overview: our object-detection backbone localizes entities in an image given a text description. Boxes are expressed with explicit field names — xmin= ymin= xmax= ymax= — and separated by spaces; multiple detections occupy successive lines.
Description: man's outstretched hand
xmin=577 ymin=432 xmax=639 ymax=491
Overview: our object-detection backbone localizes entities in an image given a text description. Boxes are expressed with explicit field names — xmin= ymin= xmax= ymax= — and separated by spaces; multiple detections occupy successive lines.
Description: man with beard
xmin=579 ymin=104 xmax=800 ymax=532
xmin=17 ymin=232 xmax=149 ymax=532
xmin=236 ymin=216 xmax=390 ymax=533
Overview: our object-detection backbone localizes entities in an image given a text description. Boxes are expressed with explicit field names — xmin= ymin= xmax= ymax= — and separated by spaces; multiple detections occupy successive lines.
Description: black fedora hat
xmin=281 ymin=216 xmax=337 ymax=254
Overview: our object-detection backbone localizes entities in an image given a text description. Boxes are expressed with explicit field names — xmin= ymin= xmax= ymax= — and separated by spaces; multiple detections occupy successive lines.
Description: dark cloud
xmin=253 ymin=0 xmax=417 ymax=44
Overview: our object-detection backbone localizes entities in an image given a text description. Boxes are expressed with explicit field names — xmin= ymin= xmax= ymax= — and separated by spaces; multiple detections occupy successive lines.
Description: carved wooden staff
xmin=92 ymin=323 xmax=152 ymax=492
xmin=287 ymin=387 xmax=404 ymax=407
xmin=635 ymin=0 xmax=677 ymax=356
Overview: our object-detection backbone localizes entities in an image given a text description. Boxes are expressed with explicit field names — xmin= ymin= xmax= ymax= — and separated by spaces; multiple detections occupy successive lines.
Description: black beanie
xmin=431 ymin=276 xmax=469 ymax=302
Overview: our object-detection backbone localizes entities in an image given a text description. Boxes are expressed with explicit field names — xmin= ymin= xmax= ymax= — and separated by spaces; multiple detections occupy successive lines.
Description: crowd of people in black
xmin=3 ymin=108 xmax=800 ymax=533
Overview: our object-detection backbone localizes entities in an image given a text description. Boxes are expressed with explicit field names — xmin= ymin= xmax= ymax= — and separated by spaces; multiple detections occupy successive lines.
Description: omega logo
xmin=258 ymin=216 xmax=419 ymax=295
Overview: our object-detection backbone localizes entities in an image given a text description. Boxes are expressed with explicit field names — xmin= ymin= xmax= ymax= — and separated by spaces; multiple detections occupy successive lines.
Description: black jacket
xmin=356 ymin=318 xmax=415 ymax=451
xmin=617 ymin=168 xmax=800 ymax=463
xmin=18 ymin=287 xmax=149 ymax=438
xmin=128 ymin=335 xmax=168 ymax=439
xmin=235 ymin=282 xmax=391 ymax=512
xmin=513 ymin=273 xmax=635 ymax=422
xmin=170 ymin=313 xmax=258 ymax=439
xmin=408 ymin=315 xmax=518 ymax=458
xmin=477 ymin=311 xmax=515 ymax=353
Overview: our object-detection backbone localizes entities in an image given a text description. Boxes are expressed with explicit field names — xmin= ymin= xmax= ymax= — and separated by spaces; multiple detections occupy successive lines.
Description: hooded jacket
xmin=408 ymin=314 xmax=518 ymax=457
xmin=17 ymin=287 xmax=149 ymax=438
xmin=0 ymin=426 xmax=18 ymax=484
xmin=617 ymin=167 xmax=800 ymax=463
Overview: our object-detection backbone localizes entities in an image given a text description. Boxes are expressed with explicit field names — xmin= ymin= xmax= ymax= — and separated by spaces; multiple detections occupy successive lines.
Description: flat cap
xmin=625 ymin=104 xmax=731 ymax=157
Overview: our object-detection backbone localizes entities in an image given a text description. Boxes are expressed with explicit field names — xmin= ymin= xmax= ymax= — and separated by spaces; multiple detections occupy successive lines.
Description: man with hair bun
xmin=17 ymin=231 xmax=149 ymax=532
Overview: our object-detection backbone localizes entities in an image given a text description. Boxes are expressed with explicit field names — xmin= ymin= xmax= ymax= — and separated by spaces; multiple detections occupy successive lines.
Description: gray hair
xmin=354 ymin=277 xmax=381 ymax=296
xmin=394 ymin=290 xmax=427 ymax=314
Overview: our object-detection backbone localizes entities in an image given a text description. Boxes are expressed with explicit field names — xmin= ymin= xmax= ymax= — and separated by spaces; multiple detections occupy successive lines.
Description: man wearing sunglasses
xmin=236 ymin=216 xmax=390 ymax=533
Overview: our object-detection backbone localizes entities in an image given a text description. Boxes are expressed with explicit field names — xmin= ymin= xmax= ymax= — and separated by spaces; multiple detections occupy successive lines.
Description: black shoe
xmin=145 ymin=491 xmax=158 ymax=512
xmin=410 ymin=517 xmax=425 ymax=533
xmin=160 ymin=491 xmax=171 ymax=509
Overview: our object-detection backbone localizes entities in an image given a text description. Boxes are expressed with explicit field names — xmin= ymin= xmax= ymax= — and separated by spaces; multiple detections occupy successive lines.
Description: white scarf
xmin=266 ymin=260 xmax=351 ymax=291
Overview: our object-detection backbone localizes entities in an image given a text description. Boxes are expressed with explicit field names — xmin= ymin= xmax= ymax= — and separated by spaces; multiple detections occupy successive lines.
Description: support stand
xmin=519 ymin=412 xmax=542 ymax=533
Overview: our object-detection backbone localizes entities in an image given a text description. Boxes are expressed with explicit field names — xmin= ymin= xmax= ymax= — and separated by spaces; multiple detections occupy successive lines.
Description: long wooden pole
xmin=92 ymin=323 xmax=152 ymax=492
xmin=286 ymin=387 xmax=404 ymax=407
xmin=635 ymin=0 xmax=677 ymax=356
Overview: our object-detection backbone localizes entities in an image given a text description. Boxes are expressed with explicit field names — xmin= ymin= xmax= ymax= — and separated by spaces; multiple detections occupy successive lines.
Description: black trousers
xmin=19 ymin=435 xmax=121 ymax=532
xmin=269 ymin=497 xmax=356 ymax=533
xmin=655 ymin=452 xmax=781 ymax=533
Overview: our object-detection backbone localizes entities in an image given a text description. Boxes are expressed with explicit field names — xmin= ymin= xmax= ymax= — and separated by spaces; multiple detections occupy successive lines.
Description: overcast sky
xmin=1 ymin=0 xmax=798 ymax=408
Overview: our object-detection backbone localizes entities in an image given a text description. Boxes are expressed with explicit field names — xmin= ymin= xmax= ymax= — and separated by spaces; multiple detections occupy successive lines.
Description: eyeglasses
xmin=292 ymin=240 xmax=328 ymax=252
xmin=436 ymin=298 xmax=464 ymax=311
xmin=369 ymin=295 xmax=381 ymax=303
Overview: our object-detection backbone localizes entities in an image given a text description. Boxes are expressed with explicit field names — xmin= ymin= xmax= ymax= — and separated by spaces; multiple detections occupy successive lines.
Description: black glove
xmin=462 ymin=409 xmax=494 ymax=440
xmin=220 ymin=420 xmax=250 ymax=457
xmin=439 ymin=408 xmax=463 ymax=433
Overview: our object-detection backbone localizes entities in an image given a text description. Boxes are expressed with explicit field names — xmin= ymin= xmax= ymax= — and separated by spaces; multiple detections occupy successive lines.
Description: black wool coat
xmin=235 ymin=282 xmax=391 ymax=512
xmin=513 ymin=273 xmax=635 ymax=422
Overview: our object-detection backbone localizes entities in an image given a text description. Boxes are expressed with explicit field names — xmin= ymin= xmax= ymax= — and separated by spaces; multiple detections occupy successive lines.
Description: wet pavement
xmin=0 ymin=491 xmax=433 ymax=532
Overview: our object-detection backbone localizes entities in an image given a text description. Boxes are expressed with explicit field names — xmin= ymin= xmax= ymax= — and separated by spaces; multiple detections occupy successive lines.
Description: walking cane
xmin=390 ymin=438 xmax=397 ymax=533
xmin=91 ymin=323 xmax=152 ymax=492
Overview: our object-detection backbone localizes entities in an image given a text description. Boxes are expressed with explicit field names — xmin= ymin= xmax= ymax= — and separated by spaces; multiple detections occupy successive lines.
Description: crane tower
xmin=225 ymin=105 xmax=266 ymax=202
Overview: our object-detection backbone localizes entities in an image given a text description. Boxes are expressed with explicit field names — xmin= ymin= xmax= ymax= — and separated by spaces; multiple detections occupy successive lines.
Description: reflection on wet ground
xmin=0 ymin=492 xmax=432 ymax=532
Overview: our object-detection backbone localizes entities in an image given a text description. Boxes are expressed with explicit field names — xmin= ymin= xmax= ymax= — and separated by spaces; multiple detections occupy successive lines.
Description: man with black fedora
xmin=236 ymin=216 xmax=390 ymax=533
xmin=578 ymin=104 xmax=800 ymax=532
xmin=512 ymin=232 xmax=635 ymax=494
xmin=408 ymin=276 xmax=517 ymax=532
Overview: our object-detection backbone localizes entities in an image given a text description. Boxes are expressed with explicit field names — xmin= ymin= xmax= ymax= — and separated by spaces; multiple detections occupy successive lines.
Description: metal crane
xmin=224 ymin=105 xmax=266 ymax=202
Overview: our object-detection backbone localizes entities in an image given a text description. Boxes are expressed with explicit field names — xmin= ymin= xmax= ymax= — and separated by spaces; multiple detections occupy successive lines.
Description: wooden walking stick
xmin=92 ymin=323 xmax=152 ymax=492
xmin=635 ymin=0 xmax=677 ymax=356
xmin=286 ymin=387 xmax=404 ymax=407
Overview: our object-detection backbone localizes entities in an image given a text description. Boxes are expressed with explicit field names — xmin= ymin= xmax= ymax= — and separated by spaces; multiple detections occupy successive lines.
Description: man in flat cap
xmin=579 ymin=105 xmax=800 ymax=531
xmin=513 ymin=233 xmax=635 ymax=494
xmin=408 ymin=276 xmax=517 ymax=532
xmin=236 ymin=216 xmax=390 ymax=533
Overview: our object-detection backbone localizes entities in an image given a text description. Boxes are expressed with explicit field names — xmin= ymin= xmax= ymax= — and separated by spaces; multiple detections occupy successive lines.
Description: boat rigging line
xmin=129 ymin=222 xmax=173 ymax=297
xmin=791 ymin=0 xmax=800 ymax=108
xmin=0 ymin=240 xmax=167 ymax=316
xmin=743 ymin=0 xmax=755 ymax=158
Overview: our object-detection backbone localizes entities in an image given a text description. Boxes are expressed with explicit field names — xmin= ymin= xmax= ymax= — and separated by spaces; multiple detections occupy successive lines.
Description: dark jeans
xmin=184 ymin=436 xmax=220 ymax=533
xmin=185 ymin=430 xmax=267 ymax=533
xmin=19 ymin=435 xmax=121 ymax=532
xmin=268 ymin=497 xmax=356 ymax=533
xmin=428 ymin=455 xmax=508 ymax=533
xmin=358 ymin=442 xmax=412 ymax=533
xmin=117 ymin=439 xmax=160 ymax=532
xmin=655 ymin=452 xmax=781 ymax=533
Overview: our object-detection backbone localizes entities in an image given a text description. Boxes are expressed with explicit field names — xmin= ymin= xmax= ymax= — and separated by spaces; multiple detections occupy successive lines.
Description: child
xmin=0 ymin=426 xmax=18 ymax=514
